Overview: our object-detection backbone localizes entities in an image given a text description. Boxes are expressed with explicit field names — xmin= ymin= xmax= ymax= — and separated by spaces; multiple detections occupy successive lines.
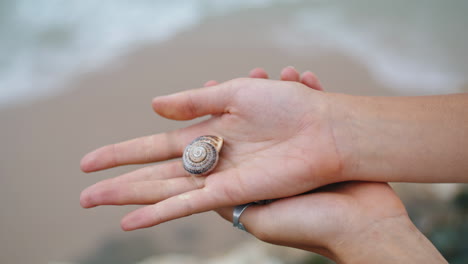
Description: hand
xmin=217 ymin=181 xmax=446 ymax=264
xmin=80 ymin=66 xmax=343 ymax=230
xmin=79 ymin=67 xmax=448 ymax=263
xmin=210 ymin=68 xmax=446 ymax=263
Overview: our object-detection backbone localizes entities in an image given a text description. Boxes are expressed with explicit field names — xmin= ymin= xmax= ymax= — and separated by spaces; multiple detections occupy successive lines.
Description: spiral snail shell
xmin=182 ymin=135 xmax=223 ymax=175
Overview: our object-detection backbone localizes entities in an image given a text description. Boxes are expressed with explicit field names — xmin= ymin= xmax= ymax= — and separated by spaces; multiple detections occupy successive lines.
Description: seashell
xmin=183 ymin=135 xmax=223 ymax=175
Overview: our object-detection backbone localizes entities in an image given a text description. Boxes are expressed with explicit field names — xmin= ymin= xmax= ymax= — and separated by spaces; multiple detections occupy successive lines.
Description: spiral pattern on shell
xmin=182 ymin=135 xmax=223 ymax=175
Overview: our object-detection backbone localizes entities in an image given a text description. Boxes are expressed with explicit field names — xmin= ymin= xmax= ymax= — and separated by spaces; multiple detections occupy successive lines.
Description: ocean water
xmin=274 ymin=1 xmax=468 ymax=94
xmin=1 ymin=0 xmax=467 ymax=108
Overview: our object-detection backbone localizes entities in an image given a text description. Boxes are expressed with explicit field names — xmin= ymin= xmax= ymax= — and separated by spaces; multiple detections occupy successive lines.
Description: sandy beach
xmin=1 ymin=6 xmax=467 ymax=264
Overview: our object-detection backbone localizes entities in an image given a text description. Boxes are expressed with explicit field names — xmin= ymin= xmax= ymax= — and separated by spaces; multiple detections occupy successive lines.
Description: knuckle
xmin=143 ymin=165 xmax=157 ymax=181
xmin=181 ymin=198 xmax=195 ymax=217
xmin=167 ymin=161 xmax=183 ymax=178
xmin=219 ymin=184 xmax=239 ymax=204
xmin=142 ymin=135 xmax=156 ymax=162
xmin=171 ymin=129 xmax=185 ymax=153
xmin=245 ymin=211 xmax=277 ymax=243
xmin=184 ymin=92 xmax=198 ymax=118
xmin=110 ymin=143 xmax=119 ymax=166
xmin=188 ymin=175 xmax=205 ymax=189
xmin=129 ymin=182 xmax=141 ymax=202
xmin=232 ymin=77 xmax=248 ymax=83
xmin=151 ymin=206 xmax=164 ymax=224
xmin=228 ymin=77 xmax=250 ymax=88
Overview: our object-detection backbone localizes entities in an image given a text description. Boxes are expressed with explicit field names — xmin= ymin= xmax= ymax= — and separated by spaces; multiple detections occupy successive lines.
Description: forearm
xmin=331 ymin=216 xmax=447 ymax=264
xmin=329 ymin=93 xmax=468 ymax=183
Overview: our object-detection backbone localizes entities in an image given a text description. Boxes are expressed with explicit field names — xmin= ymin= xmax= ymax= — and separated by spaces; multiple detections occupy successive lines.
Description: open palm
xmin=80 ymin=68 xmax=342 ymax=230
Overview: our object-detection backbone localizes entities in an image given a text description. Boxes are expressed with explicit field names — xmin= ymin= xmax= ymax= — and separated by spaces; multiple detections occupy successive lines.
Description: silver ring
xmin=233 ymin=203 xmax=254 ymax=231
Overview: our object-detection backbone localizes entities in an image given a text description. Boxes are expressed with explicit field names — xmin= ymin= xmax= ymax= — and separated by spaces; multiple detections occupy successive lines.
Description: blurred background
xmin=1 ymin=1 xmax=467 ymax=263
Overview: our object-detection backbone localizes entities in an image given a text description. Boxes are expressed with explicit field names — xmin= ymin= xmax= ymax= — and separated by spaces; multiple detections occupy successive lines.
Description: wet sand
xmin=1 ymin=9 xmax=466 ymax=264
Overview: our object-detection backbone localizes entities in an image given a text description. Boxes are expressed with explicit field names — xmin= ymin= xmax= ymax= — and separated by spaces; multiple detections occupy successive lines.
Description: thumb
xmin=152 ymin=82 xmax=233 ymax=120
xmin=215 ymin=204 xmax=275 ymax=239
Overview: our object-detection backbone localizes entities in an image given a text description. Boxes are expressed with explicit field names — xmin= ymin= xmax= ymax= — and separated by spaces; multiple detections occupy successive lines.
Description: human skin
xmin=209 ymin=68 xmax=447 ymax=263
xmin=80 ymin=70 xmax=468 ymax=229
xmin=216 ymin=181 xmax=447 ymax=264
xmin=81 ymin=71 xmax=344 ymax=231
xmin=330 ymin=92 xmax=468 ymax=183
xmin=79 ymin=67 xmax=455 ymax=262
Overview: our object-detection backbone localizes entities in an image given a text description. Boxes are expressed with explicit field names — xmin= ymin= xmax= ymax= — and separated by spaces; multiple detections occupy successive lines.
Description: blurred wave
xmin=274 ymin=1 xmax=468 ymax=94
xmin=1 ymin=0 xmax=467 ymax=108
xmin=0 ymin=0 xmax=275 ymax=108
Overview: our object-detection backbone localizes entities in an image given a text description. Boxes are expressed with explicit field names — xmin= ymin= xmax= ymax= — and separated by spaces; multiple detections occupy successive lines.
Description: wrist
xmin=326 ymin=93 xmax=468 ymax=183
xmin=329 ymin=215 xmax=447 ymax=264
xmin=325 ymin=93 xmax=363 ymax=180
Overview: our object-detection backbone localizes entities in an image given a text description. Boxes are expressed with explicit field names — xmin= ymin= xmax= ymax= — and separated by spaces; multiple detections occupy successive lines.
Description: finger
xmin=248 ymin=68 xmax=269 ymax=79
xmin=120 ymin=168 xmax=247 ymax=230
xmin=215 ymin=203 xmax=273 ymax=237
xmin=80 ymin=120 xmax=211 ymax=172
xmin=121 ymin=186 xmax=221 ymax=230
xmin=95 ymin=161 xmax=187 ymax=187
xmin=280 ymin=66 xmax=300 ymax=82
xmin=152 ymin=82 xmax=233 ymax=120
xmin=86 ymin=160 xmax=189 ymax=193
xmin=214 ymin=206 xmax=235 ymax=222
xmin=80 ymin=176 xmax=204 ymax=208
xmin=204 ymin=80 xmax=218 ymax=87
xmin=215 ymin=205 xmax=260 ymax=224
xmin=301 ymin=71 xmax=324 ymax=91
